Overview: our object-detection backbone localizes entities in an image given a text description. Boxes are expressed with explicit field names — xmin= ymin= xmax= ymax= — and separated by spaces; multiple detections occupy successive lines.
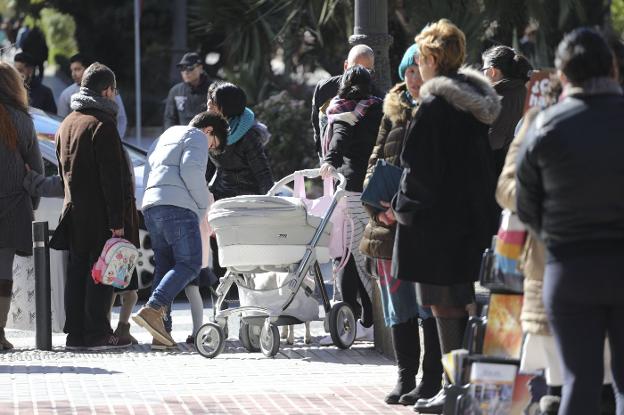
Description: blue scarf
xmin=227 ymin=107 xmax=255 ymax=145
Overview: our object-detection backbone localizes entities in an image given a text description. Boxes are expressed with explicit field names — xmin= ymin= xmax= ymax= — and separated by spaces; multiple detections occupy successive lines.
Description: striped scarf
xmin=321 ymin=96 xmax=382 ymax=157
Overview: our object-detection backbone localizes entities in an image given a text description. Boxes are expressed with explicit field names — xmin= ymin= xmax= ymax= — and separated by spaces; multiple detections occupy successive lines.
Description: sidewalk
xmin=1 ymin=303 xmax=416 ymax=415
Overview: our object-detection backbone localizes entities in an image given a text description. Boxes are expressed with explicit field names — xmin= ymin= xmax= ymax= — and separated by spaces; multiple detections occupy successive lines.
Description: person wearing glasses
xmin=163 ymin=52 xmax=212 ymax=130
xmin=58 ymin=54 xmax=128 ymax=138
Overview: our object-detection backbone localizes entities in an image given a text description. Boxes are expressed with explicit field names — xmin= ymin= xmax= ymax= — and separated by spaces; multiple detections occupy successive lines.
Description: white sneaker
xmin=319 ymin=335 xmax=334 ymax=346
xmin=355 ymin=320 xmax=374 ymax=342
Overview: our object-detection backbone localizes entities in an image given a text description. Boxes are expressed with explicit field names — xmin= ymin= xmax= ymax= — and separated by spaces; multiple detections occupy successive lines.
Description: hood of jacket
xmin=383 ymin=82 xmax=417 ymax=126
xmin=419 ymin=66 xmax=501 ymax=125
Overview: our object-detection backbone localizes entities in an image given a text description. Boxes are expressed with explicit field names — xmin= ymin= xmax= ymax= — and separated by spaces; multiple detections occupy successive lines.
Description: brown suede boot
xmin=114 ymin=322 xmax=138 ymax=345
xmin=132 ymin=306 xmax=175 ymax=346
xmin=0 ymin=280 xmax=13 ymax=350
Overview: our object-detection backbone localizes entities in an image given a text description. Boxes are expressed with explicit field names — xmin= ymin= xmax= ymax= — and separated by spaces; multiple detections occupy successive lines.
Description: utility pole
xmin=350 ymin=0 xmax=393 ymax=93
xmin=134 ymin=0 xmax=142 ymax=147
xmin=170 ymin=0 xmax=188 ymax=84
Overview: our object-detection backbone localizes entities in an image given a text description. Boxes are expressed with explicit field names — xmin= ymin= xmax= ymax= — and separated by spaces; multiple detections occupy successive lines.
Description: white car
xmin=31 ymin=107 xmax=155 ymax=290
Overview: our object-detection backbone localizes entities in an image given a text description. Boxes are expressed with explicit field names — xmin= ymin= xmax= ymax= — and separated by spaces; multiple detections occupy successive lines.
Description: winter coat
xmin=0 ymin=105 xmax=44 ymax=256
xmin=142 ymin=126 xmax=209 ymax=220
xmin=392 ymin=67 xmax=501 ymax=285
xmin=488 ymin=78 xmax=527 ymax=151
xmin=163 ymin=74 xmax=211 ymax=129
xmin=311 ymin=75 xmax=341 ymax=159
xmin=54 ymin=107 xmax=139 ymax=253
xmin=495 ymin=108 xmax=548 ymax=335
xmin=323 ymin=100 xmax=384 ymax=192
xmin=516 ymin=78 xmax=624 ymax=258
xmin=360 ymin=83 xmax=415 ymax=259
xmin=206 ymin=126 xmax=274 ymax=201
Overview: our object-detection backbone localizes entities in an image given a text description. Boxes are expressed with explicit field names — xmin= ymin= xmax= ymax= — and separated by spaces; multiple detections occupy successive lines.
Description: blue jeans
xmin=143 ymin=205 xmax=202 ymax=332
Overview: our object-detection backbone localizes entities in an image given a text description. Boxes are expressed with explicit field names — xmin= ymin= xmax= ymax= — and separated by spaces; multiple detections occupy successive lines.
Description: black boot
xmin=399 ymin=317 xmax=443 ymax=405
xmin=413 ymin=316 xmax=467 ymax=414
xmin=385 ymin=320 xmax=420 ymax=405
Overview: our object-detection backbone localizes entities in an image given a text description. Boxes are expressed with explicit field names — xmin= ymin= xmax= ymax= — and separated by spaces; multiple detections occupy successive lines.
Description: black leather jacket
xmin=516 ymin=79 xmax=624 ymax=253
xmin=206 ymin=126 xmax=274 ymax=200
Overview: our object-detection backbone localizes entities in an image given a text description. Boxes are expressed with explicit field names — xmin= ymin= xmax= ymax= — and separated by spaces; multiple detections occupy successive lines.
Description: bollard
xmin=32 ymin=221 xmax=52 ymax=350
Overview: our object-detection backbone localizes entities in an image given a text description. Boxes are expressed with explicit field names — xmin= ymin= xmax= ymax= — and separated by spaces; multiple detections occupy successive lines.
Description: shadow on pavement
xmin=0 ymin=365 xmax=120 ymax=375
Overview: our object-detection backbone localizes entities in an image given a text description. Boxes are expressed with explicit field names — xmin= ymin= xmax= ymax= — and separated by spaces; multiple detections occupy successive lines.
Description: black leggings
xmin=338 ymin=254 xmax=373 ymax=327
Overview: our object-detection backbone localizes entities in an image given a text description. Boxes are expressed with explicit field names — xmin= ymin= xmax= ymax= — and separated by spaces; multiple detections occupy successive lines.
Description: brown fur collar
xmin=419 ymin=66 xmax=501 ymax=125
xmin=383 ymin=82 xmax=417 ymax=125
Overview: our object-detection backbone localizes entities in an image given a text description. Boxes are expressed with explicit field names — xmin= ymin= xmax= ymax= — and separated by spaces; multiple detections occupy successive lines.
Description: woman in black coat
xmin=386 ymin=19 xmax=501 ymax=412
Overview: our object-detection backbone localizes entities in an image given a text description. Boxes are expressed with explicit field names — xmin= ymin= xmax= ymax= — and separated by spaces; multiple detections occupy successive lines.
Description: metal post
xmin=134 ymin=0 xmax=142 ymax=147
xmin=32 ymin=221 xmax=51 ymax=351
xmin=350 ymin=0 xmax=393 ymax=93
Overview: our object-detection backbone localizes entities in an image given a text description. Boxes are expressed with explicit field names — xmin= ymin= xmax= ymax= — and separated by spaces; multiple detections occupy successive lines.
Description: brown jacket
xmin=495 ymin=107 xmax=548 ymax=336
xmin=360 ymin=83 xmax=416 ymax=259
xmin=54 ymin=108 xmax=139 ymax=254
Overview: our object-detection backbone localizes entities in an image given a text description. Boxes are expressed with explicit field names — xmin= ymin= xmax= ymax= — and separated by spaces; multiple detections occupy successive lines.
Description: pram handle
xmin=268 ymin=168 xmax=347 ymax=196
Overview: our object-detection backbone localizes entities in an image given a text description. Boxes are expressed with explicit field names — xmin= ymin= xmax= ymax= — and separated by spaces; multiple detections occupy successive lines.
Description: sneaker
xmin=65 ymin=334 xmax=85 ymax=351
xmin=355 ymin=320 xmax=374 ymax=342
xmin=86 ymin=334 xmax=131 ymax=351
xmin=151 ymin=338 xmax=177 ymax=351
xmin=114 ymin=322 xmax=138 ymax=345
xmin=185 ymin=335 xmax=194 ymax=345
xmin=319 ymin=335 xmax=334 ymax=346
xmin=132 ymin=305 xmax=176 ymax=346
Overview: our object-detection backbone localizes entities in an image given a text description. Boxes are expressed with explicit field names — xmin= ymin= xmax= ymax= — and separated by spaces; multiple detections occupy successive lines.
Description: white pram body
xmin=195 ymin=169 xmax=357 ymax=358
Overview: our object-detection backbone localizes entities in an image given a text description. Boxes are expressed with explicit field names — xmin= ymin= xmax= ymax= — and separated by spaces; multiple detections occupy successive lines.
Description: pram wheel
xmin=329 ymin=302 xmax=356 ymax=349
xmin=239 ymin=322 xmax=261 ymax=352
xmin=195 ymin=322 xmax=226 ymax=358
xmin=259 ymin=322 xmax=280 ymax=357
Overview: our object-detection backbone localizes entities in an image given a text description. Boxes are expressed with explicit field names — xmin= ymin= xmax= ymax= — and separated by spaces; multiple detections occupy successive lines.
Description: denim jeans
xmin=143 ymin=205 xmax=202 ymax=332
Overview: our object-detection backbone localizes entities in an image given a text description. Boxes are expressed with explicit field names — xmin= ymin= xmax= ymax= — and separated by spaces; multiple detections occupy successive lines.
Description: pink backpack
xmin=91 ymin=238 xmax=139 ymax=289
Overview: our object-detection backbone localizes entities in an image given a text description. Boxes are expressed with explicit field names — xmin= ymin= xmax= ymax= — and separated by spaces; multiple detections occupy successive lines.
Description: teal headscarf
xmin=398 ymin=44 xmax=420 ymax=81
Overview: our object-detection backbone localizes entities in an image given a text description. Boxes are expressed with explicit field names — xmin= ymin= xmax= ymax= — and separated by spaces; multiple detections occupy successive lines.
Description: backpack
xmin=91 ymin=238 xmax=139 ymax=289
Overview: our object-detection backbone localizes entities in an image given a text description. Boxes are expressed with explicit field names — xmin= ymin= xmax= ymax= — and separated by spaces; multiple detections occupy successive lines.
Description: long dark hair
xmin=482 ymin=45 xmax=532 ymax=82
xmin=338 ymin=65 xmax=373 ymax=100
xmin=0 ymin=62 xmax=29 ymax=151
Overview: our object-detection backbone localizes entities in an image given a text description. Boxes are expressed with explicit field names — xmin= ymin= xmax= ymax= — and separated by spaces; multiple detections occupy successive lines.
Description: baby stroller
xmin=194 ymin=169 xmax=357 ymax=358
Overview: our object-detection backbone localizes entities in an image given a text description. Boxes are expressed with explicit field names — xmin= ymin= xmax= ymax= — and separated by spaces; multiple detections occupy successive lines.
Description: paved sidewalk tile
xmin=0 ymin=305 xmax=419 ymax=415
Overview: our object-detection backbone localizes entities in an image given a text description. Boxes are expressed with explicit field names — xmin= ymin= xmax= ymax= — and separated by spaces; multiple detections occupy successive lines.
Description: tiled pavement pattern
xmin=0 ymin=304 xmax=418 ymax=415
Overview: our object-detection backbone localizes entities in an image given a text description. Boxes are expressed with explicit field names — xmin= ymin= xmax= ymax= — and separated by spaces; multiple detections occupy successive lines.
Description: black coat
xmin=516 ymin=80 xmax=624 ymax=257
xmin=206 ymin=126 xmax=274 ymax=201
xmin=29 ymin=78 xmax=57 ymax=114
xmin=163 ymin=74 xmax=211 ymax=129
xmin=54 ymin=108 xmax=139 ymax=254
xmin=392 ymin=68 xmax=501 ymax=285
xmin=488 ymin=78 xmax=527 ymax=151
xmin=323 ymin=100 xmax=383 ymax=192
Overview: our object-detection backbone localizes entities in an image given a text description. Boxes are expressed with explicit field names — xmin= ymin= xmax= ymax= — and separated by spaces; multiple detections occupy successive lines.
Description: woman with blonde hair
xmin=383 ymin=19 xmax=501 ymax=413
xmin=0 ymin=62 xmax=44 ymax=349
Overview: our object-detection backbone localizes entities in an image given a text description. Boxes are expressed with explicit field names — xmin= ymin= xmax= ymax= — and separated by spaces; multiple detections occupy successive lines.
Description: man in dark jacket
xmin=516 ymin=28 xmax=624 ymax=415
xmin=13 ymin=52 xmax=56 ymax=113
xmin=54 ymin=62 xmax=139 ymax=351
xmin=310 ymin=44 xmax=376 ymax=160
xmin=163 ymin=52 xmax=212 ymax=129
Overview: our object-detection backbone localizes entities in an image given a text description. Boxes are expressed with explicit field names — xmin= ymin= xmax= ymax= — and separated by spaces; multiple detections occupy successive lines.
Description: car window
xmin=43 ymin=159 xmax=57 ymax=177
xmin=124 ymin=146 xmax=145 ymax=167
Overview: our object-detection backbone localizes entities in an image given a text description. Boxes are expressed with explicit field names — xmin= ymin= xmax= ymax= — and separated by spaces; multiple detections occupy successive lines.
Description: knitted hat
xmin=398 ymin=44 xmax=420 ymax=81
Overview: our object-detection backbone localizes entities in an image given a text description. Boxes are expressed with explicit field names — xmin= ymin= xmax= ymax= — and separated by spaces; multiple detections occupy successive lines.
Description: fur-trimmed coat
xmin=360 ymin=83 xmax=416 ymax=259
xmin=392 ymin=67 xmax=501 ymax=285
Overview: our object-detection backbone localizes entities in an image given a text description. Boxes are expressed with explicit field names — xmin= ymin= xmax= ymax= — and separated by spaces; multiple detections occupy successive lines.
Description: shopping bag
xmin=480 ymin=210 xmax=526 ymax=293
xmin=360 ymin=159 xmax=403 ymax=211
xmin=293 ymin=173 xmax=348 ymax=260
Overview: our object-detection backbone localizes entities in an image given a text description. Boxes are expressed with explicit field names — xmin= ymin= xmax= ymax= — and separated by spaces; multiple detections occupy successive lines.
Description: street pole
xmin=33 ymin=221 xmax=51 ymax=351
xmin=170 ymin=0 xmax=188 ymax=84
xmin=350 ymin=0 xmax=393 ymax=93
xmin=134 ymin=0 xmax=142 ymax=147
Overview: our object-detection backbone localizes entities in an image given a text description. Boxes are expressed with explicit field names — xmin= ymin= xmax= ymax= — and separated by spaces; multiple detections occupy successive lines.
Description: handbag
xmin=360 ymin=159 xmax=403 ymax=211
xmin=479 ymin=209 xmax=526 ymax=293
xmin=91 ymin=237 xmax=139 ymax=289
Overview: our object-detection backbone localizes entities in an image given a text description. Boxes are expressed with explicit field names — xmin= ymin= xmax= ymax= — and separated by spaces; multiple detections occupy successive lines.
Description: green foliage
xmin=613 ymin=0 xmax=624 ymax=36
xmin=39 ymin=8 xmax=77 ymax=63
xmin=253 ymin=91 xmax=317 ymax=180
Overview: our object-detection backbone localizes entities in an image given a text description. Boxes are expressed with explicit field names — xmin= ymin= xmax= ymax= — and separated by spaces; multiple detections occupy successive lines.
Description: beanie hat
xmin=398 ymin=44 xmax=420 ymax=81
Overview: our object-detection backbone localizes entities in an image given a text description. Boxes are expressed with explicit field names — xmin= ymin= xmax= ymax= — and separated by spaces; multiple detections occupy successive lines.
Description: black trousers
xmin=64 ymin=249 xmax=114 ymax=344
xmin=338 ymin=254 xmax=373 ymax=327
xmin=544 ymin=253 xmax=624 ymax=415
